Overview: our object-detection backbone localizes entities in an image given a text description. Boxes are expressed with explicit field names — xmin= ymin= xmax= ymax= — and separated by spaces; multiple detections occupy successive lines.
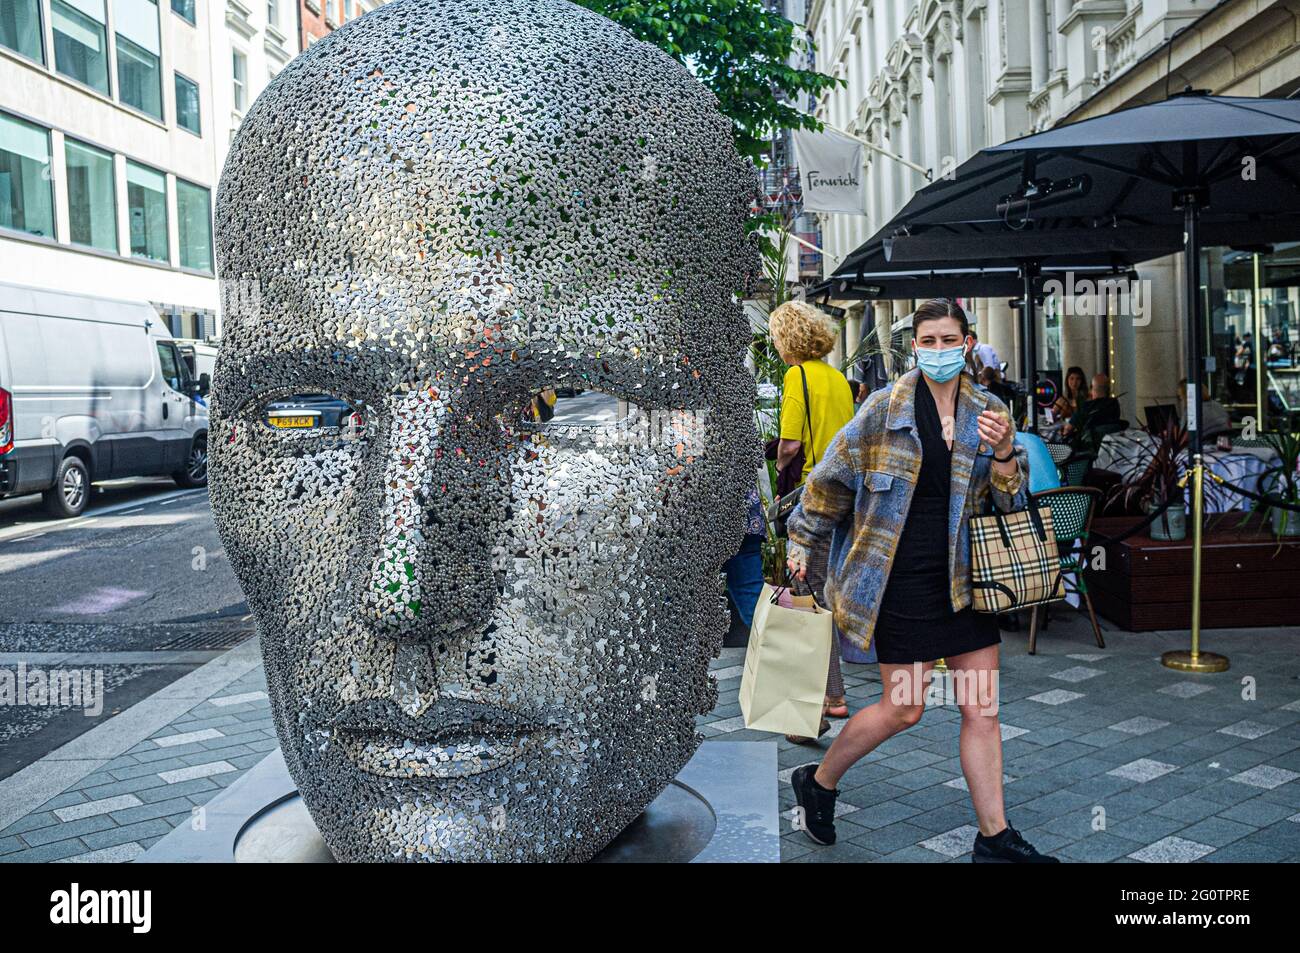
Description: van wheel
xmin=43 ymin=456 xmax=90 ymax=518
xmin=173 ymin=434 xmax=208 ymax=488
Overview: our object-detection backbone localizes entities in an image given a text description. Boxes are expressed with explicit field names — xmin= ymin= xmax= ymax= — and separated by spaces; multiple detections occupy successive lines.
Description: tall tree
xmin=574 ymin=1 xmax=840 ymax=165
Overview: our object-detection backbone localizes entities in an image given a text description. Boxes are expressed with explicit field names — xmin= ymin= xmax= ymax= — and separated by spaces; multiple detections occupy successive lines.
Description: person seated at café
xmin=1178 ymin=378 xmax=1231 ymax=440
xmin=1052 ymin=366 xmax=1089 ymax=421
xmin=977 ymin=365 xmax=1018 ymax=408
xmin=1060 ymin=373 xmax=1121 ymax=441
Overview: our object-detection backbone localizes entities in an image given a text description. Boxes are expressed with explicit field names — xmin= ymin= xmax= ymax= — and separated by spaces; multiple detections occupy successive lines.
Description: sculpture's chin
xmin=282 ymin=724 xmax=698 ymax=862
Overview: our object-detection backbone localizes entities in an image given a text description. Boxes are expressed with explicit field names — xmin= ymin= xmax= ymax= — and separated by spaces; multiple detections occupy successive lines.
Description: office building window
xmin=175 ymin=72 xmax=200 ymax=134
xmin=51 ymin=0 xmax=109 ymax=94
xmin=0 ymin=112 xmax=54 ymax=237
xmin=266 ymin=0 xmax=276 ymax=28
xmin=170 ymin=0 xmax=192 ymax=23
xmin=232 ymin=49 xmax=246 ymax=112
xmin=115 ymin=0 xmax=162 ymax=119
xmin=126 ymin=160 xmax=167 ymax=261
xmin=0 ymin=0 xmax=44 ymax=63
xmin=175 ymin=178 xmax=211 ymax=272
xmin=65 ymin=138 xmax=117 ymax=252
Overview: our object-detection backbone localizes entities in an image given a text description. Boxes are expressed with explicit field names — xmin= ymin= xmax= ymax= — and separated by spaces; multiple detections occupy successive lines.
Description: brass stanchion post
xmin=1161 ymin=456 xmax=1229 ymax=673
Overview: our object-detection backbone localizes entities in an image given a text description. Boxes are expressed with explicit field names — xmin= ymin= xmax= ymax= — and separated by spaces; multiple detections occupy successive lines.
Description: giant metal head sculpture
xmin=209 ymin=0 xmax=759 ymax=861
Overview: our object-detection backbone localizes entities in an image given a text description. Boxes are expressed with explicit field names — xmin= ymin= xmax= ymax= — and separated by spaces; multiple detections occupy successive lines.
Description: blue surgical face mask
xmin=914 ymin=342 xmax=968 ymax=383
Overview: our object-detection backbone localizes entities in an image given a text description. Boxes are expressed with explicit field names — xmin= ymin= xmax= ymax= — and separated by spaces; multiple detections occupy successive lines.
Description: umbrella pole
xmin=1163 ymin=190 xmax=1228 ymax=674
xmin=1020 ymin=264 xmax=1039 ymax=434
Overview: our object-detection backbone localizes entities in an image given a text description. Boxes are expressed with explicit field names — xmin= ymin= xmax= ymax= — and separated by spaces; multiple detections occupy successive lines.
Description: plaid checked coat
xmin=785 ymin=367 xmax=1030 ymax=651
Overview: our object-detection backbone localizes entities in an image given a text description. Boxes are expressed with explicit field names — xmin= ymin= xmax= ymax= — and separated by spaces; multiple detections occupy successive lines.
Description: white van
xmin=0 ymin=281 xmax=209 ymax=518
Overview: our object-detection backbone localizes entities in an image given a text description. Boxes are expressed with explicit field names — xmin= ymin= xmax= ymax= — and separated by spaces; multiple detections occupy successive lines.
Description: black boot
xmin=790 ymin=764 xmax=838 ymax=846
xmin=972 ymin=823 xmax=1060 ymax=863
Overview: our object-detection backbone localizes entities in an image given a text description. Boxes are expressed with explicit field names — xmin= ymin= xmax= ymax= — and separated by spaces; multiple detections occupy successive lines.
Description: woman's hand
xmin=977 ymin=409 xmax=1013 ymax=457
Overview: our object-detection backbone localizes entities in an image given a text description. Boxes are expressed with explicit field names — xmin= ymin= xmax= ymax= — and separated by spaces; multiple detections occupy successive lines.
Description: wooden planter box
xmin=1083 ymin=512 xmax=1300 ymax=631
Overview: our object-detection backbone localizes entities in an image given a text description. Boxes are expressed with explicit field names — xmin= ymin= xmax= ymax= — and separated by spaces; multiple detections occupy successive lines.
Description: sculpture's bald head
xmin=208 ymin=0 xmax=760 ymax=862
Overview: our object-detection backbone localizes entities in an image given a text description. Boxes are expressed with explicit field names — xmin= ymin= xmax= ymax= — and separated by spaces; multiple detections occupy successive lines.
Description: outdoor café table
xmin=1094 ymin=430 xmax=1280 ymax=513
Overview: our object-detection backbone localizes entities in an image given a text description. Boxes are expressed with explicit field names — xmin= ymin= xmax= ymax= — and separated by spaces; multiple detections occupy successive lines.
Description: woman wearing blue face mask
xmin=784 ymin=298 xmax=1058 ymax=863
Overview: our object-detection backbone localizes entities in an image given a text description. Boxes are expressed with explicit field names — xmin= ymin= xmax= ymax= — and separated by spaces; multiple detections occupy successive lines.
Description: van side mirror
xmin=198 ymin=373 xmax=211 ymax=398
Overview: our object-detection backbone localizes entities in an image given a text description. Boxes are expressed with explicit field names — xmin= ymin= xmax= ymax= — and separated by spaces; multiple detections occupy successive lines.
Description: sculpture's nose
xmin=361 ymin=387 xmax=508 ymax=642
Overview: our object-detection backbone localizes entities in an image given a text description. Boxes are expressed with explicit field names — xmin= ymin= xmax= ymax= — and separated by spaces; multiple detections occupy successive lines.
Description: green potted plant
xmin=1108 ymin=418 xmax=1189 ymax=541
xmin=1254 ymin=430 xmax=1300 ymax=540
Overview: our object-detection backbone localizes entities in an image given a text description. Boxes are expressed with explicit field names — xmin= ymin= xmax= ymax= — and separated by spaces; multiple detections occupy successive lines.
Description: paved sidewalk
xmin=2 ymin=609 xmax=1298 ymax=862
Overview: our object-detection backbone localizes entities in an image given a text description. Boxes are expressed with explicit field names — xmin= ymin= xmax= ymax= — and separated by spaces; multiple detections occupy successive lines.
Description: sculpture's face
xmin=208 ymin=0 xmax=758 ymax=861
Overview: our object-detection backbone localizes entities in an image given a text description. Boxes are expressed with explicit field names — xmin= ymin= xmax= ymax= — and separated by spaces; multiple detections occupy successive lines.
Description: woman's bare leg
xmin=944 ymin=643 xmax=1008 ymax=836
xmin=814 ymin=660 xmax=934 ymax=789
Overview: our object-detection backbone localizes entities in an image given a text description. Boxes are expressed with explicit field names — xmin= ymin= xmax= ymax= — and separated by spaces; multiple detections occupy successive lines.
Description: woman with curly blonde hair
xmin=769 ymin=300 xmax=856 ymax=742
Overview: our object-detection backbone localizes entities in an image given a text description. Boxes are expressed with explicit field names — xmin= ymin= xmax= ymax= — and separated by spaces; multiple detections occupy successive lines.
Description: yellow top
xmin=780 ymin=359 xmax=855 ymax=484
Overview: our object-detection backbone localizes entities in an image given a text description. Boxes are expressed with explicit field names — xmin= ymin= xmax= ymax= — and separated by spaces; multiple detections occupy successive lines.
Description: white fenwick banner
xmin=792 ymin=127 xmax=866 ymax=215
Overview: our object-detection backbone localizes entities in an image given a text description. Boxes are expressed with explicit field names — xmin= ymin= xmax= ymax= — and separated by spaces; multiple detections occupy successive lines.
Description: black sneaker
xmin=972 ymin=824 xmax=1060 ymax=863
xmin=790 ymin=764 xmax=838 ymax=846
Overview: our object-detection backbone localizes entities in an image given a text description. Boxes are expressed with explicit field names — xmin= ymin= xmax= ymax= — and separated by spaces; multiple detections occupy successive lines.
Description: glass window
xmin=126 ymin=160 xmax=167 ymax=262
xmin=51 ymin=0 xmax=109 ymax=95
xmin=169 ymin=0 xmax=192 ymax=24
xmin=174 ymin=72 xmax=200 ymax=134
xmin=232 ymin=49 xmax=246 ymax=112
xmin=266 ymin=0 xmax=276 ymax=28
xmin=0 ymin=112 xmax=54 ymax=238
xmin=175 ymin=178 xmax=211 ymax=272
xmin=1213 ymin=244 xmax=1300 ymax=433
xmin=0 ymin=0 xmax=44 ymax=63
xmin=156 ymin=340 xmax=191 ymax=391
xmin=65 ymin=138 xmax=117 ymax=252
xmin=115 ymin=0 xmax=161 ymax=119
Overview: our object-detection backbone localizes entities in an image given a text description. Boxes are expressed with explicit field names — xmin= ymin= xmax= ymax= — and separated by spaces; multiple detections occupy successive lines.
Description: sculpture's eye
xmin=258 ymin=392 xmax=369 ymax=440
xmin=517 ymin=385 xmax=629 ymax=430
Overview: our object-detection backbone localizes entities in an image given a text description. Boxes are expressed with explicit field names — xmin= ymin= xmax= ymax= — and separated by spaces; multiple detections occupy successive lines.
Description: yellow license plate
xmin=268 ymin=415 xmax=317 ymax=429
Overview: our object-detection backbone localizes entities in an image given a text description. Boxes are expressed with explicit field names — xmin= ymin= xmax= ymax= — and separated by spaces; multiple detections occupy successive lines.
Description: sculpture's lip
xmin=330 ymin=699 xmax=556 ymax=779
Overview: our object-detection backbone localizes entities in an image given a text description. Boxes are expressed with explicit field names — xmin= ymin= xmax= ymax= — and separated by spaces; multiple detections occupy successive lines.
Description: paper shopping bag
xmin=738 ymin=583 xmax=834 ymax=738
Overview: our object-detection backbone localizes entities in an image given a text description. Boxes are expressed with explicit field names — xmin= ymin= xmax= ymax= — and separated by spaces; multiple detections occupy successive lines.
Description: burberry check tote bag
xmin=968 ymin=504 xmax=1065 ymax=613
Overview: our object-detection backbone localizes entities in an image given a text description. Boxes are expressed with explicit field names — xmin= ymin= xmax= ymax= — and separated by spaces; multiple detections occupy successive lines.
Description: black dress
xmin=872 ymin=380 xmax=1001 ymax=664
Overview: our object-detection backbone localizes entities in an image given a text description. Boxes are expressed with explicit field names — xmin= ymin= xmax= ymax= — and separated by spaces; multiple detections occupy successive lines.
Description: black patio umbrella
xmin=950 ymin=90 xmax=1300 ymax=673
xmin=815 ymin=203 xmax=1180 ymax=431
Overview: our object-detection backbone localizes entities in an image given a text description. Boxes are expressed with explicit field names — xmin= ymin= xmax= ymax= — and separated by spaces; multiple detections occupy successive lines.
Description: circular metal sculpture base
xmin=234 ymin=781 xmax=716 ymax=863
xmin=1161 ymin=649 xmax=1230 ymax=673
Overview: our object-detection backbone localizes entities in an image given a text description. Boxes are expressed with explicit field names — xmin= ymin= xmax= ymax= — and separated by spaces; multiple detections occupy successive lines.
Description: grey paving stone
xmin=53 ymin=794 xmax=143 ymax=822
xmin=0 ymin=839 xmax=88 ymax=863
xmin=1059 ymin=832 xmax=1142 ymax=862
xmin=39 ymin=792 xmax=88 ymax=811
xmin=1215 ymin=797 xmax=1298 ymax=827
xmin=847 ymin=820 xmax=935 ymax=854
xmin=839 ymin=799 xmax=924 ymax=831
xmin=1149 ymin=795 xmax=1233 ymax=823
xmin=151 ymin=728 xmax=224 ymax=748
xmin=134 ymin=777 xmax=219 ymax=803
xmin=1107 ymin=758 xmax=1177 ymax=782
xmin=884 ymin=766 xmax=958 ymax=792
xmin=57 ymin=843 xmax=145 ymax=863
xmin=109 ymin=797 xmax=196 ymax=826
xmin=80 ymin=819 xmax=173 ymax=851
xmin=1109 ymin=716 xmax=1170 ymax=735
xmin=878 ymin=749 xmax=946 ymax=772
xmin=81 ymin=774 xmax=170 ymax=800
xmin=1218 ymin=720 xmax=1278 ymax=740
xmin=786 ymin=840 xmax=879 ymax=863
xmin=20 ymin=815 xmax=115 ymax=847
xmin=1107 ymin=812 xmax=1191 ymax=845
xmin=0 ymin=812 xmax=58 ymax=837
xmin=1229 ymin=764 xmax=1299 ymax=789
xmin=1128 ymin=835 xmax=1215 ymax=863
xmin=157 ymin=761 xmax=235 ymax=784
xmin=1174 ymin=816 xmax=1257 ymax=848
